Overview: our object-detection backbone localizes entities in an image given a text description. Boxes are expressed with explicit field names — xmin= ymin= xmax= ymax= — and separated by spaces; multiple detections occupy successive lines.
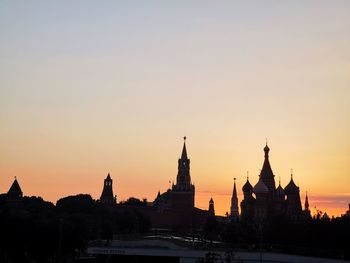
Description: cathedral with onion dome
xmin=240 ymin=144 xmax=310 ymax=222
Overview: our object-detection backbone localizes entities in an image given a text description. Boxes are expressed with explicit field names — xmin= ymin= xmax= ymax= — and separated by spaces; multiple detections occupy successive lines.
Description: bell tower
xmin=100 ymin=173 xmax=116 ymax=204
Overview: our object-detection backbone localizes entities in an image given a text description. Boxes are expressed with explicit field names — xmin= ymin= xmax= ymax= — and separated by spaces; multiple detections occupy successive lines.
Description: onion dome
xmin=264 ymin=144 xmax=270 ymax=152
xmin=276 ymin=184 xmax=285 ymax=198
xmin=275 ymin=177 xmax=285 ymax=198
xmin=284 ymin=175 xmax=299 ymax=195
xmin=242 ymin=178 xmax=253 ymax=193
xmin=253 ymin=177 xmax=269 ymax=194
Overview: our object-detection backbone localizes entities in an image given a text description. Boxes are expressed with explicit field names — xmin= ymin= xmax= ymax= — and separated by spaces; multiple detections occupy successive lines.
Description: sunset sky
xmin=1 ymin=1 xmax=349 ymax=217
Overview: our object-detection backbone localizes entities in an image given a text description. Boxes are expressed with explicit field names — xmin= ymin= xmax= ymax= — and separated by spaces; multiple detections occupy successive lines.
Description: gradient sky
xmin=1 ymin=1 xmax=349 ymax=217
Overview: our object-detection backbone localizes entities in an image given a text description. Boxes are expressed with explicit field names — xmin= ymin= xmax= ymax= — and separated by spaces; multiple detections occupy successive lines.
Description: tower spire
xmin=175 ymin=136 xmax=192 ymax=191
xmin=305 ymin=191 xmax=309 ymax=211
xmin=231 ymin=177 xmax=239 ymax=221
xmin=100 ymin=173 xmax=116 ymax=204
xmin=233 ymin=177 xmax=237 ymax=198
xmin=260 ymin=141 xmax=276 ymax=194
xmin=181 ymin=136 xmax=188 ymax=159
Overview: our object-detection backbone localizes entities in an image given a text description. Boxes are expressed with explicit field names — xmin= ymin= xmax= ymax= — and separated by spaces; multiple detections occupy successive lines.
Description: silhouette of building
xmin=230 ymin=178 xmax=239 ymax=221
xmin=99 ymin=173 xmax=116 ymax=204
xmin=171 ymin=137 xmax=195 ymax=209
xmin=343 ymin=204 xmax=350 ymax=218
xmin=150 ymin=137 xmax=207 ymax=230
xmin=7 ymin=178 xmax=23 ymax=199
xmin=6 ymin=177 xmax=23 ymax=208
xmin=208 ymin=197 xmax=215 ymax=217
xmin=240 ymin=175 xmax=255 ymax=221
xmin=153 ymin=137 xmax=195 ymax=211
xmin=303 ymin=191 xmax=311 ymax=219
xmin=240 ymin=144 xmax=304 ymax=222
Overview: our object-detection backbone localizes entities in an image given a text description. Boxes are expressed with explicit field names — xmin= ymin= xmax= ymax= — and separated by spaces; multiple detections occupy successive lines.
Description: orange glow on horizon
xmin=1 ymin=1 xmax=349 ymax=221
xmin=1 ymin=169 xmax=348 ymax=218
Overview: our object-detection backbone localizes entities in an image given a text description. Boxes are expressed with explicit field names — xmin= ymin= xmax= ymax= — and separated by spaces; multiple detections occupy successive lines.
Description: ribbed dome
xmin=253 ymin=178 xmax=269 ymax=194
xmin=276 ymin=184 xmax=285 ymax=198
xmin=284 ymin=178 xmax=298 ymax=194
xmin=242 ymin=179 xmax=253 ymax=193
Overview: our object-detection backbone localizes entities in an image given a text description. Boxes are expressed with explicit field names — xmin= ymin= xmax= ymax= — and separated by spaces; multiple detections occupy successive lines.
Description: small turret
xmin=6 ymin=177 xmax=24 ymax=209
xmin=7 ymin=177 xmax=23 ymax=199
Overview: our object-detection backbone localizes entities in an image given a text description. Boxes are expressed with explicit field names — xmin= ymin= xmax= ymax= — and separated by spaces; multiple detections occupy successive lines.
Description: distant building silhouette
xmin=153 ymin=137 xmax=195 ymax=211
xmin=104 ymin=140 xmax=311 ymax=229
xmin=208 ymin=197 xmax=215 ymax=217
xmin=7 ymin=178 xmax=23 ymax=199
xmin=151 ymin=137 xmax=207 ymax=230
xmin=99 ymin=173 xmax=116 ymax=204
xmin=240 ymin=175 xmax=255 ymax=221
xmin=344 ymin=204 xmax=350 ymax=218
xmin=6 ymin=177 xmax=23 ymax=208
xmin=171 ymin=136 xmax=195 ymax=209
xmin=303 ymin=191 xmax=311 ymax=219
xmin=240 ymin=144 xmax=304 ymax=222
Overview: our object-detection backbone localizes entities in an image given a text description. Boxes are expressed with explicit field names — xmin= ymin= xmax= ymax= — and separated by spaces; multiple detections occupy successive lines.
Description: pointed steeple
xmin=233 ymin=178 xmax=237 ymax=198
xmin=231 ymin=178 xmax=239 ymax=220
xmin=100 ymin=173 xmax=116 ymax=204
xmin=181 ymin=136 xmax=188 ymax=159
xmin=174 ymin=136 xmax=192 ymax=191
xmin=7 ymin=177 xmax=23 ymax=199
xmin=305 ymin=191 xmax=309 ymax=211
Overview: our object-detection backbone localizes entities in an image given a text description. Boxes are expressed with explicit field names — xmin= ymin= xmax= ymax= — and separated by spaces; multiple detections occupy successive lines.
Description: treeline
xmin=0 ymin=194 xmax=150 ymax=263
xmin=0 ymin=194 xmax=349 ymax=262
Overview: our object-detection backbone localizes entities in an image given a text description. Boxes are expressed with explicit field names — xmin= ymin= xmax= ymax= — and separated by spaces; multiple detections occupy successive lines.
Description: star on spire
xmin=181 ymin=136 xmax=188 ymax=159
